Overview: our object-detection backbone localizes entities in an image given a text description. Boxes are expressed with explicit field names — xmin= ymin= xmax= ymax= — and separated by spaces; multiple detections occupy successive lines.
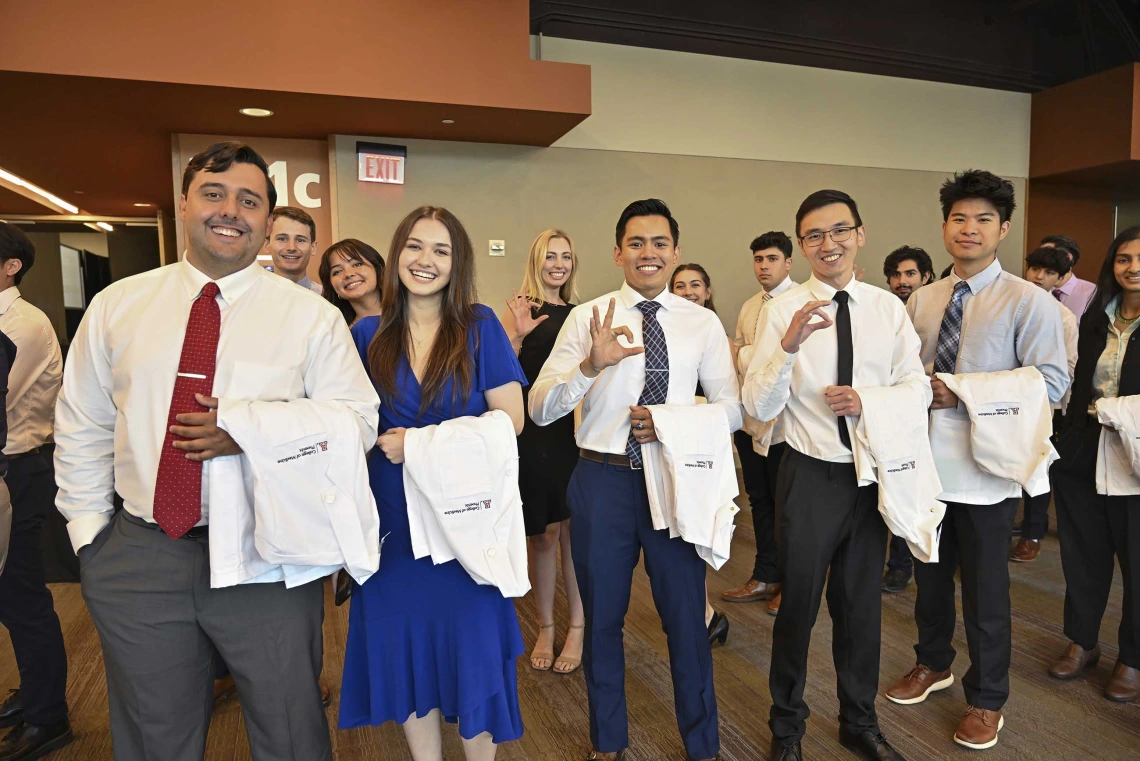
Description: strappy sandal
xmin=530 ymin=622 xmax=555 ymax=671
xmin=554 ymin=623 xmax=585 ymax=675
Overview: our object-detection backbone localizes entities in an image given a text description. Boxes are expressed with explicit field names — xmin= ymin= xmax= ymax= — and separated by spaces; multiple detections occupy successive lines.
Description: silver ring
xmin=636 ymin=422 xmax=644 ymax=430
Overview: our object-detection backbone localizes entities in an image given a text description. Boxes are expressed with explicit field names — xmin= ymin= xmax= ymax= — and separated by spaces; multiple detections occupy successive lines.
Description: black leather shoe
xmin=0 ymin=693 xmax=21 ymax=729
xmin=838 ymin=727 xmax=906 ymax=761
xmin=770 ymin=738 xmax=803 ymax=760
xmin=0 ymin=720 xmax=74 ymax=761
xmin=880 ymin=569 xmax=911 ymax=594
xmin=707 ymin=611 xmax=729 ymax=646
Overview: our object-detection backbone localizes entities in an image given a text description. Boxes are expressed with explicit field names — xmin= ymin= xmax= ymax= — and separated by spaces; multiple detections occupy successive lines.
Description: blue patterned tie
xmin=627 ymin=300 xmax=669 ymax=468
xmin=934 ymin=281 xmax=971 ymax=375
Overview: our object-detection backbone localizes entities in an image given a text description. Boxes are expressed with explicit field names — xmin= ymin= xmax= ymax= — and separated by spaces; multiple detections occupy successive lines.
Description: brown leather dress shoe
xmin=953 ymin=706 xmax=1003 ymax=750
xmin=1048 ymin=642 xmax=1100 ymax=680
xmin=213 ymin=676 xmax=236 ymax=703
xmin=1105 ymin=661 xmax=1140 ymax=702
xmin=1010 ymin=538 xmax=1041 ymax=562
xmin=319 ymin=679 xmax=332 ymax=707
xmin=766 ymin=591 xmax=781 ymax=616
xmin=885 ymin=663 xmax=954 ymax=705
xmin=721 ymin=579 xmax=781 ymax=603
xmin=585 ymin=750 xmax=625 ymax=760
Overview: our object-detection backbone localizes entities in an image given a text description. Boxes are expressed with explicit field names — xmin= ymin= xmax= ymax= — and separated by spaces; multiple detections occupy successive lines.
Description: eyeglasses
xmin=800 ymin=226 xmax=856 ymax=248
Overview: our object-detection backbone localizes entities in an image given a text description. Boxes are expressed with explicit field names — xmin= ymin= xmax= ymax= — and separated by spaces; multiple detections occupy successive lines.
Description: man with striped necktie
xmin=886 ymin=170 xmax=1068 ymax=752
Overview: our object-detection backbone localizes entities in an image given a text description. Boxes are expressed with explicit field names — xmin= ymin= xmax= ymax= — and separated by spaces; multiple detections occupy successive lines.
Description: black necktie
xmin=833 ymin=290 xmax=853 ymax=450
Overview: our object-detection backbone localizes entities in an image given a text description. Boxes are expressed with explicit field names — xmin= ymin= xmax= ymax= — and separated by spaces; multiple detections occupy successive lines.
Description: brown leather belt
xmin=579 ymin=448 xmax=635 ymax=469
xmin=7 ymin=447 xmax=41 ymax=461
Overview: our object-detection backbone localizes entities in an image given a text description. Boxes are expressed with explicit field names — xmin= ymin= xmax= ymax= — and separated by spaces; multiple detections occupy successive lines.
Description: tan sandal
xmin=554 ymin=624 xmax=585 ymax=675
xmin=530 ymin=622 xmax=555 ymax=671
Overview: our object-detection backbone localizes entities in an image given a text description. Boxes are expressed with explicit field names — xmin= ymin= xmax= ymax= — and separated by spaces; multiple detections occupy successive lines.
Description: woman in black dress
xmin=501 ymin=229 xmax=584 ymax=674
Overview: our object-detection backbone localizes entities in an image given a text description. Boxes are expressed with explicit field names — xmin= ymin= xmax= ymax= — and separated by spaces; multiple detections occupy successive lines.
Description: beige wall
xmin=59 ymin=233 xmax=108 ymax=258
xmin=332 ymin=134 xmax=1027 ymax=332
xmin=539 ymin=38 xmax=1032 ymax=178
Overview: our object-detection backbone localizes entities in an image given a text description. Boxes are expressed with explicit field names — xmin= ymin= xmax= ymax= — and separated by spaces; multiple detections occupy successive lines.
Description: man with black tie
xmin=531 ymin=199 xmax=742 ymax=761
xmin=745 ymin=190 xmax=926 ymax=761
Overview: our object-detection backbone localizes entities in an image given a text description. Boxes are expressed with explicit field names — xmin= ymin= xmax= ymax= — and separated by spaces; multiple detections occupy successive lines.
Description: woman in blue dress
xmin=340 ymin=205 xmax=528 ymax=760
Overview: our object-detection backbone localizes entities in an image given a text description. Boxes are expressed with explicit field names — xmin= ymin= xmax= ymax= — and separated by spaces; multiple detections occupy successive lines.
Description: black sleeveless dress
xmin=518 ymin=302 xmax=578 ymax=536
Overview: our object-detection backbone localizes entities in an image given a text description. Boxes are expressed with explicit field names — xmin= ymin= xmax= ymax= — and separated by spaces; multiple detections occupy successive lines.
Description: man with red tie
xmin=53 ymin=142 xmax=379 ymax=761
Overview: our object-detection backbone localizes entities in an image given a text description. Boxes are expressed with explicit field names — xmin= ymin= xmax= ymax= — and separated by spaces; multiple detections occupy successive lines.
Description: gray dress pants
xmin=80 ymin=511 xmax=330 ymax=761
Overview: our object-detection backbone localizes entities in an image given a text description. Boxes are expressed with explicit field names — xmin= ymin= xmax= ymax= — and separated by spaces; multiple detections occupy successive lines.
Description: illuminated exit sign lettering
xmin=357 ymin=142 xmax=407 ymax=185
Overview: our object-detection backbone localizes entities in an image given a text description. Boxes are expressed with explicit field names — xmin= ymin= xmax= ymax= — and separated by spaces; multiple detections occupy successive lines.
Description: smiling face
xmin=328 ymin=252 xmax=379 ymax=303
xmin=887 ymin=258 xmax=928 ymax=301
xmin=671 ymin=268 xmax=710 ymax=307
xmin=754 ymin=246 xmax=792 ymax=290
xmin=541 ymin=236 xmax=574 ymax=295
xmin=179 ymin=161 xmax=270 ymax=278
xmin=397 ymin=217 xmax=452 ymax=299
xmin=1114 ymin=239 xmax=1140 ymax=295
xmin=267 ymin=216 xmax=315 ymax=278
xmin=942 ymin=198 xmax=1010 ymax=266
xmin=797 ymin=202 xmax=864 ymax=289
xmin=614 ymin=214 xmax=679 ymax=298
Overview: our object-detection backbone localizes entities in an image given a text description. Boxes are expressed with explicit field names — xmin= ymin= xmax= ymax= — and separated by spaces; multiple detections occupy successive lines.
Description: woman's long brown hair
xmin=368 ymin=206 xmax=479 ymax=415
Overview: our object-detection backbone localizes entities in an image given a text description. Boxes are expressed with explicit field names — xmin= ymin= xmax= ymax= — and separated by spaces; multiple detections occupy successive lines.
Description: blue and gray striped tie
xmin=627 ymin=300 xmax=669 ymax=468
xmin=933 ymin=281 xmax=971 ymax=375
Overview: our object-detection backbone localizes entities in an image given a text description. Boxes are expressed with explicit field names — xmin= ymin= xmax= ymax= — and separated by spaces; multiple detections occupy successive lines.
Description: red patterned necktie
xmin=153 ymin=282 xmax=221 ymax=539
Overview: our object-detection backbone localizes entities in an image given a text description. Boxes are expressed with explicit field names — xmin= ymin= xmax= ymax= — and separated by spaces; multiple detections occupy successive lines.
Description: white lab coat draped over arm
xmin=402 ymin=411 xmax=530 ymax=598
xmin=214 ymin=399 xmax=380 ymax=585
xmin=1093 ymin=395 xmax=1140 ymax=495
xmin=852 ymin=385 xmax=944 ymax=562
xmin=53 ymin=294 xmax=118 ymax=551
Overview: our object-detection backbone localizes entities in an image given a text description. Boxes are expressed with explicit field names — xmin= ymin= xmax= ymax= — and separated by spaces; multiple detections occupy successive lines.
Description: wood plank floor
xmin=1 ymin=506 xmax=1136 ymax=760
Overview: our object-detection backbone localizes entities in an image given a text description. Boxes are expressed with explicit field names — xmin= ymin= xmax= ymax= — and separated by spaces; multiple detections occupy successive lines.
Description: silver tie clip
xmin=177 ymin=372 xmax=207 ymax=379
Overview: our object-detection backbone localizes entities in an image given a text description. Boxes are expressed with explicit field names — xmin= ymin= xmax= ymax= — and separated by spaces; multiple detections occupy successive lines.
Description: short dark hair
xmin=939 ymin=169 xmax=1016 ymax=224
xmin=1041 ymin=234 xmax=1081 ymax=265
xmin=268 ymin=206 xmax=316 ymax=242
xmin=940 ymin=263 xmax=954 ymax=279
xmin=750 ymin=231 xmax=793 ymax=258
xmin=0 ymin=222 xmax=35 ymax=285
xmin=883 ymin=245 xmax=934 ymax=282
xmin=795 ymin=190 xmax=862 ymax=238
xmin=1025 ymin=245 xmax=1072 ymax=276
xmin=615 ymin=199 xmax=679 ymax=246
xmin=181 ymin=141 xmax=276 ymax=210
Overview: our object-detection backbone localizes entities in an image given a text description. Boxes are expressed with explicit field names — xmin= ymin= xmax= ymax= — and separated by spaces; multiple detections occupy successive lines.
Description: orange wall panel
xmin=0 ymin=0 xmax=589 ymax=115
xmin=1030 ymin=64 xmax=1135 ymax=178
xmin=1026 ymin=181 xmax=1116 ymax=280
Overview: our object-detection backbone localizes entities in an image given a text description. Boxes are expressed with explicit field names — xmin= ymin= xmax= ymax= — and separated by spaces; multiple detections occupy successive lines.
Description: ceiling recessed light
xmin=133 ymin=202 xmax=152 ymax=207
xmin=240 ymin=107 xmax=273 ymax=117
xmin=74 ymin=190 xmax=84 ymax=194
xmin=442 ymin=119 xmax=455 ymax=124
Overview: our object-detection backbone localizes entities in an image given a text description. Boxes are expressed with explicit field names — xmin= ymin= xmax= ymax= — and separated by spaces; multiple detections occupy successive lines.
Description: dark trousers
xmin=568 ymin=457 xmax=718 ymax=759
xmin=886 ymin=535 xmax=913 ymax=574
xmin=1052 ymin=424 xmax=1140 ymax=668
xmin=0 ymin=453 xmax=68 ymax=724
xmin=768 ymin=449 xmax=886 ymax=742
xmin=913 ymin=497 xmax=1019 ymax=710
xmin=734 ymin=431 xmax=784 ymax=583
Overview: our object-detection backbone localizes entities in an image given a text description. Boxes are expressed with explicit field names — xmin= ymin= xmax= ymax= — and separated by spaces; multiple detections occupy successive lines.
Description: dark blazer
xmin=1063 ymin=302 xmax=1140 ymax=431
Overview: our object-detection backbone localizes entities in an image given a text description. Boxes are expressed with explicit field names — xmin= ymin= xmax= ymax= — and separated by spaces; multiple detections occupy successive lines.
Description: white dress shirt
xmin=530 ymin=281 xmax=743 ymax=453
xmin=1092 ymin=295 xmax=1140 ymax=409
xmin=0 ymin=287 xmax=61 ymax=454
xmin=55 ymin=260 xmax=380 ymax=553
xmin=743 ymin=274 xmax=931 ymax=464
xmin=735 ymin=277 xmax=797 ymax=442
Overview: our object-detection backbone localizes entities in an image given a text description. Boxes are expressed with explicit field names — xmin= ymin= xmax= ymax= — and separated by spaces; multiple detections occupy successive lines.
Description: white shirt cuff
xmin=66 ymin=511 xmax=112 ymax=553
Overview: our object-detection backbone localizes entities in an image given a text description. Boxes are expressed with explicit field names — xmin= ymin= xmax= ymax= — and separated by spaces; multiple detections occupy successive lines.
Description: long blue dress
xmin=339 ymin=307 xmax=528 ymax=742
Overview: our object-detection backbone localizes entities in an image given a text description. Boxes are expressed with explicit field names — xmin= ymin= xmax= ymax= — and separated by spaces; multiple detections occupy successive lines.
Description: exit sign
xmin=357 ymin=142 xmax=407 ymax=185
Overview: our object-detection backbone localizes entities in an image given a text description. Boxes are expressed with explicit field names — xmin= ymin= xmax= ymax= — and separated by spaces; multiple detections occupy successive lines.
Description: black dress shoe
xmin=0 ymin=720 xmax=73 ymax=761
xmin=0 ymin=693 xmax=21 ymax=729
xmin=770 ymin=738 xmax=803 ymax=760
xmin=707 ymin=611 xmax=729 ymax=646
xmin=838 ymin=727 xmax=906 ymax=761
xmin=880 ymin=569 xmax=911 ymax=594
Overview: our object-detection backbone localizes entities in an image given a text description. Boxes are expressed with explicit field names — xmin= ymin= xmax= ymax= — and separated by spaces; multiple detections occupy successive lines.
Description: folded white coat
xmin=402 ymin=410 xmax=530 ymax=598
xmin=851 ymin=385 xmax=944 ymax=563
xmin=935 ymin=367 xmax=1058 ymax=498
xmin=1094 ymin=395 xmax=1140 ymax=496
xmin=642 ymin=404 xmax=739 ymax=570
xmin=213 ymin=398 xmax=380 ymax=589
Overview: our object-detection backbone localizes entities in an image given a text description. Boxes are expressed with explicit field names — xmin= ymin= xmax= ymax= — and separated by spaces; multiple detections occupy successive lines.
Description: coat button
xmin=323 ymin=493 xmax=335 ymax=504
xmin=487 ymin=548 xmax=497 ymax=558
